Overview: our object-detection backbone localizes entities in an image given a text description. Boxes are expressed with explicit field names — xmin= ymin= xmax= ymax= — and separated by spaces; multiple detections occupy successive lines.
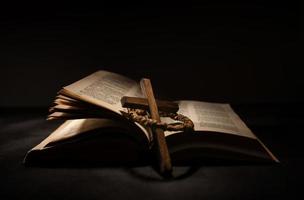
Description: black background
xmin=0 ymin=1 xmax=301 ymax=107
xmin=0 ymin=2 xmax=303 ymax=200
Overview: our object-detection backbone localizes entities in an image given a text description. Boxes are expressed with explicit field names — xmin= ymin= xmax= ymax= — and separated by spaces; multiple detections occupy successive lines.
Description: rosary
xmin=120 ymin=78 xmax=194 ymax=177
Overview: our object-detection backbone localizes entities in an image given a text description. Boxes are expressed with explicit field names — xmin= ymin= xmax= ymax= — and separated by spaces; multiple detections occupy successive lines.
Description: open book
xmin=24 ymin=70 xmax=278 ymax=166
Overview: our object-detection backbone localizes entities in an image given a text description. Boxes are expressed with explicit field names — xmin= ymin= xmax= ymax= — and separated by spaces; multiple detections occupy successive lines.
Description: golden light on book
xmin=24 ymin=70 xmax=279 ymax=178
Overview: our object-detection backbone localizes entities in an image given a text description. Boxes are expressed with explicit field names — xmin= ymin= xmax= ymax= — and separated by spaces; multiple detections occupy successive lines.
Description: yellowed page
xmin=63 ymin=70 xmax=142 ymax=114
xmin=30 ymin=119 xmax=151 ymax=151
xmin=165 ymin=100 xmax=256 ymax=139
xmin=31 ymin=119 xmax=114 ymax=150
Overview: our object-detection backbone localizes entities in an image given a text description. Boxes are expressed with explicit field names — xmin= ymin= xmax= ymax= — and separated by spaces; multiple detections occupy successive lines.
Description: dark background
xmin=0 ymin=2 xmax=303 ymax=200
xmin=0 ymin=1 xmax=301 ymax=107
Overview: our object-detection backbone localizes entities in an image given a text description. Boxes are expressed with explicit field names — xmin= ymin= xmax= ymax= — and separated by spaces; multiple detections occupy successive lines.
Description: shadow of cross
xmin=121 ymin=78 xmax=176 ymax=177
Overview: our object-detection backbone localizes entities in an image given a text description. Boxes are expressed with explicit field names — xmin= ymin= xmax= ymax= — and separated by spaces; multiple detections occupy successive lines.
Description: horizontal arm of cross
xmin=121 ymin=96 xmax=179 ymax=113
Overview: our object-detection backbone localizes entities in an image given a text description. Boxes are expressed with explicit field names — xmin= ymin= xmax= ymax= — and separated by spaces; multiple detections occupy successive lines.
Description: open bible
xmin=24 ymin=70 xmax=278 ymax=166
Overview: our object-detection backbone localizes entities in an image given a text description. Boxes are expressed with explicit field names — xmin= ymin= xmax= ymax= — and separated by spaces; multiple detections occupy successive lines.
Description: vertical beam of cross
xmin=140 ymin=78 xmax=172 ymax=176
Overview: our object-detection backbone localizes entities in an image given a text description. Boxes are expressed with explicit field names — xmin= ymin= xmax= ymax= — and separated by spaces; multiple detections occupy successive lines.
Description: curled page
xmin=62 ymin=70 xmax=142 ymax=114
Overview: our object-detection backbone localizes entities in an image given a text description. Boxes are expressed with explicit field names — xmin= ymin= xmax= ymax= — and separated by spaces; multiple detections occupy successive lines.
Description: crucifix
xmin=121 ymin=78 xmax=177 ymax=177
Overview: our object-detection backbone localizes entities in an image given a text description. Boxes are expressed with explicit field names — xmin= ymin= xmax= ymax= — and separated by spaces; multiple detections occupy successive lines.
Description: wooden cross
xmin=121 ymin=78 xmax=178 ymax=177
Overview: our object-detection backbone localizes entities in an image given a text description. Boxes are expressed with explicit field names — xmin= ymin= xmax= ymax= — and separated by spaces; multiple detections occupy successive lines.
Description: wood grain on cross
xmin=121 ymin=78 xmax=174 ymax=176
xmin=120 ymin=97 xmax=179 ymax=113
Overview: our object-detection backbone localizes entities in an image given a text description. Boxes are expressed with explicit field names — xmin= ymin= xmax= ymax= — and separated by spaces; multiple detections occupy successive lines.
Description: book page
xmin=31 ymin=119 xmax=113 ymax=150
xmin=169 ymin=100 xmax=256 ymax=139
xmin=63 ymin=70 xmax=142 ymax=114
xmin=29 ymin=119 xmax=151 ymax=151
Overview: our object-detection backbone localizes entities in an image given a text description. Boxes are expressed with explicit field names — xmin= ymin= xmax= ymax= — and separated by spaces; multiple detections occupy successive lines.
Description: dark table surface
xmin=0 ymin=104 xmax=303 ymax=200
